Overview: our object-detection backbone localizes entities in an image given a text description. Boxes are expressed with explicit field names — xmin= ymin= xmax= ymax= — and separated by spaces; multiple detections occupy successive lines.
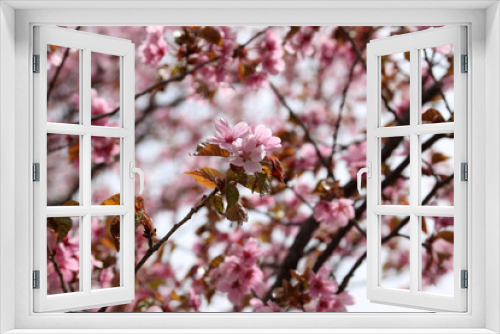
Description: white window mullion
xmin=81 ymin=47 xmax=92 ymax=296
xmin=409 ymin=47 xmax=420 ymax=295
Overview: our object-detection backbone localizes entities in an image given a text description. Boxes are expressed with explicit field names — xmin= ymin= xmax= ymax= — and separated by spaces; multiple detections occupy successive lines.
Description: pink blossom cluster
xmin=313 ymin=198 xmax=355 ymax=228
xmin=209 ymin=238 xmax=264 ymax=305
xmin=47 ymin=230 xmax=79 ymax=293
xmin=305 ymin=265 xmax=355 ymax=312
xmin=285 ymin=26 xmax=317 ymax=57
xmin=207 ymin=119 xmax=281 ymax=174
xmin=259 ymin=30 xmax=285 ymax=75
xmin=139 ymin=26 xmax=168 ymax=67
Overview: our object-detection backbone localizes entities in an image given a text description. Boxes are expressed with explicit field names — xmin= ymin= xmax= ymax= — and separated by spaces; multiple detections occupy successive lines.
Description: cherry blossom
xmin=206 ymin=118 xmax=250 ymax=150
xmin=251 ymin=124 xmax=282 ymax=153
xmin=138 ymin=26 xmax=168 ymax=66
xmin=45 ymin=26 xmax=455 ymax=313
xmin=230 ymin=136 xmax=266 ymax=174
xmin=314 ymin=199 xmax=355 ymax=228
xmin=308 ymin=264 xmax=338 ymax=299
xmin=259 ymin=30 xmax=285 ymax=75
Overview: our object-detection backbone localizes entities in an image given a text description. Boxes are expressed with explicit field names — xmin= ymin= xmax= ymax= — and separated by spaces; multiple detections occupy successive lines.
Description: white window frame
xmin=33 ymin=25 xmax=136 ymax=312
xmin=365 ymin=26 xmax=467 ymax=312
xmin=1 ymin=1 xmax=499 ymax=333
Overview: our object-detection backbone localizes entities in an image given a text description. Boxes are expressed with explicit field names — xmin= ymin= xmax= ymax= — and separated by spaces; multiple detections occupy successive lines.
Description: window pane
xmin=380 ymin=215 xmax=410 ymax=290
xmin=47 ymin=45 xmax=80 ymax=124
xmin=380 ymin=52 xmax=410 ymax=127
xmin=91 ymin=215 xmax=121 ymax=290
xmin=420 ymin=216 xmax=454 ymax=295
xmin=381 ymin=136 xmax=410 ymax=205
xmin=47 ymin=134 xmax=80 ymax=206
xmin=421 ymin=44 xmax=454 ymax=124
xmin=91 ymin=136 xmax=121 ymax=205
xmin=421 ymin=134 xmax=454 ymax=206
xmin=91 ymin=52 xmax=121 ymax=127
xmin=47 ymin=216 xmax=80 ymax=294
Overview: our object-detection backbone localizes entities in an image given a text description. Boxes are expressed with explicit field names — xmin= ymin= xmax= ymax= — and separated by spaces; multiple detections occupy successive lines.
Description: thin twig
xmin=330 ymin=57 xmax=359 ymax=171
xmin=423 ymin=49 xmax=454 ymax=117
xmin=135 ymin=188 xmax=218 ymax=274
xmin=339 ymin=26 xmax=401 ymax=124
xmin=336 ymin=173 xmax=454 ymax=294
xmin=47 ymin=246 xmax=69 ymax=294
xmin=270 ymin=82 xmax=334 ymax=179
xmin=47 ymin=26 xmax=81 ymax=102
xmin=286 ymin=185 xmax=314 ymax=210
xmin=98 ymin=188 xmax=217 ymax=313
xmin=92 ymin=27 xmax=269 ymax=123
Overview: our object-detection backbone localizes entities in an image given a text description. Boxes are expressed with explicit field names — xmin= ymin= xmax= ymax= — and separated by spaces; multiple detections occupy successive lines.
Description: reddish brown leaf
xmin=431 ymin=153 xmax=449 ymax=164
xmin=421 ymin=216 xmax=428 ymax=234
xmin=109 ymin=215 xmax=121 ymax=251
xmin=436 ymin=230 xmax=454 ymax=244
xmin=100 ymin=193 xmax=121 ymax=206
xmin=185 ymin=168 xmax=225 ymax=189
xmin=191 ymin=142 xmax=230 ymax=157
xmin=198 ymin=26 xmax=222 ymax=45
xmin=422 ymin=108 xmax=445 ymax=124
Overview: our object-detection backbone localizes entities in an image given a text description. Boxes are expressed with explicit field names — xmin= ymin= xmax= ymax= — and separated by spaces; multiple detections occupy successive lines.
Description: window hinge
xmin=33 ymin=54 xmax=40 ymax=73
xmin=461 ymin=162 xmax=468 ymax=181
xmin=33 ymin=270 xmax=40 ymax=289
xmin=461 ymin=54 xmax=468 ymax=73
xmin=33 ymin=163 xmax=40 ymax=182
xmin=461 ymin=270 xmax=468 ymax=289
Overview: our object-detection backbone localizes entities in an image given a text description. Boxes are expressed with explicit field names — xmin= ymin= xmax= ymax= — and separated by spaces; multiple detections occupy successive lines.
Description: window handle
xmin=357 ymin=162 xmax=372 ymax=193
xmin=129 ymin=161 xmax=145 ymax=195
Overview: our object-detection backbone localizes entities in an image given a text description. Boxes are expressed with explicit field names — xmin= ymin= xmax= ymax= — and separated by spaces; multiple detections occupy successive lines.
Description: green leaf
xmin=185 ymin=168 xmax=225 ymax=189
xmin=225 ymin=183 xmax=239 ymax=206
xmin=191 ymin=142 xmax=230 ymax=157
xmin=210 ymin=194 xmax=225 ymax=215
xmin=226 ymin=202 xmax=248 ymax=225
xmin=47 ymin=217 xmax=73 ymax=242
xmin=228 ymin=170 xmax=272 ymax=195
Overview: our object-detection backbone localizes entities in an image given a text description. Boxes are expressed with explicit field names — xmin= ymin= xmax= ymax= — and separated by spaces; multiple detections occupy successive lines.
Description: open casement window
xmin=364 ymin=26 xmax=467 ymax=312
xmin=33 ymin=26 xmax=138 ymax=312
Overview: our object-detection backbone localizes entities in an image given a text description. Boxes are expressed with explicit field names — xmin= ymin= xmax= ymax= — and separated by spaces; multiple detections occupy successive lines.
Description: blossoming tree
xmin=45 ymin=26 xmax=455 ymax=312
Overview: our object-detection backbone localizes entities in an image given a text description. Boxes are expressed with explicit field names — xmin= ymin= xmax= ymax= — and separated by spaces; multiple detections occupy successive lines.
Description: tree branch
xmin=336 ymin=173 xmax=454 ymax=294
xmin=47 ymin=246 xmax=69 ymax=294
xmin=270 ymin=82 xmax=334 ymax=179
xmin=47 ymin=26 xmax=81 ymax=103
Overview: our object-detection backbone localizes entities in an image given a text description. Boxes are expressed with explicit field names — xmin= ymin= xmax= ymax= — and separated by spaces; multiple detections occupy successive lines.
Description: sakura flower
xmin=216 ymin=278 xmax=246 ymax=305
xmin=138 ymin=26 xmax=168 ymax=67
xmin=230 ymin=136 xmax=266 ymax=174
xmin=207 ymin=118 xmax=250 ymax=150
xmin=250 ymin=298 xmax=282 ymax=312
xmin=313 ymin=199 xmax=355 ymax=228
xmin=308 ymin=264 xmax=338 ymax=298
xmin=342 ymin=141 xmax=367 ymax=178
xmin=218 ymin=256 xmax=244 ymax=282
xmin=260 ymin=30 xmax=285 ymax=75
xmin=91 ymin=136 xmax=120 ymax=165
xmin=251 ymin=124 xmax=282 ymax=152
xmin=229 ymin=238 xmax=263 ymax=267
xmin=99 ymin=267 xmax=115 ymax=288
xmin=189 ymin=288 xmax=201 ymax=312
xmin=245 ymin=72 xmax=268 ymax=90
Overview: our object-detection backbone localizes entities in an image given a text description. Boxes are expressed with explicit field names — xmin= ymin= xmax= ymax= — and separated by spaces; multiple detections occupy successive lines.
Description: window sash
xmin=33 ymin=25 xmax=136 ymax=313
xmin=366 ymin=26 xmax=467 ymax=312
